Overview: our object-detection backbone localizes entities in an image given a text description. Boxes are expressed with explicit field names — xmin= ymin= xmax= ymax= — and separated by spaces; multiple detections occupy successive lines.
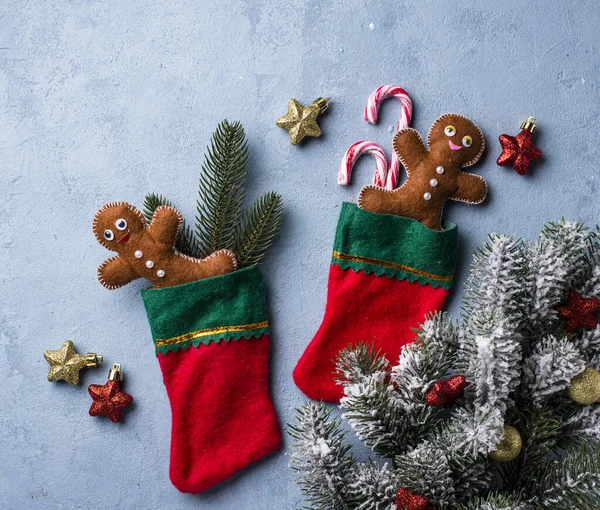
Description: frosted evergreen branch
xmin=577 ymin=324 xmax=600 ymax=360
xmin=527 ymin=220 xmax=590 ymax=338
xmin=346 ymin=463 xmax=398 ymax=510
xmin=501 ymin=406 xmax=562 ymax=492
xmin=437 ymin=405 xmax=504 ymax=458
xmin=395 ymin=442 xmax=456 ymax=508
xmin=142 ymin=193 xmax=203 ymax=258
xmin=521 ymin=335 xmax=585 ymax=405
xmin=337 ymin=346 xmax=429 ymax=458
xmin=456 ymin=493 xmax=529 ymax=510
xmin=457 ymin=311 xmax=522 ymax=415
xmin=196 ymin=120 xmax=248 ymax=255
xmin=395 ymin=407 xmax=500 ymax=508
xmin=288 ymin=403 xmax=356 ymax=510
xmin=580 ymin=265 xmax=600 ymax=301
xmin=523 ymin=443 xmax=600 ymax=509
xmin=464 ymin=234 xmax=528 ymax=330
xmin=336 ymin=344 xmax=390 ymax=385
xmin=234 ymin=191 xmax=283 ymax=267
xmin=561 ymin=405 xmax=600 ymax=443
xmin=415 ymin=312 xmax=460 ymax=360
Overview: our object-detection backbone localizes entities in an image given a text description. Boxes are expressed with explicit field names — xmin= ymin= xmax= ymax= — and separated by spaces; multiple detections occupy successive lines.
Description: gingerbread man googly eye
xmin=444 ymin=125 xmax=456 ymax=137
xmin=104 ymin=229 xmax=115 ymax=241
xmin=462 ymin=135 xmax=473 ymax=147
xmin=115 ymin=218 xmax=128 ymax=231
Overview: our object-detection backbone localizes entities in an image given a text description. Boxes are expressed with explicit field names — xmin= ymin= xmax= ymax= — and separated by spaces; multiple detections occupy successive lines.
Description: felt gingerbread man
xmin=358 ymin=113 xmax=487 ymax=230
xmin=93 ymin=202 xmax=237 ymax=289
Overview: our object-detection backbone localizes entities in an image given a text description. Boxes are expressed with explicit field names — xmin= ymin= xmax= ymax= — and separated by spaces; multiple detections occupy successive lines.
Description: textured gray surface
xmin=1 ymin=0 xmax=599 ymax=508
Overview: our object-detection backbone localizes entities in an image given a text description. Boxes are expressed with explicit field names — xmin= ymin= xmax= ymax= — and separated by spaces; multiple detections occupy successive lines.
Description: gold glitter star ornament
xmin=44 ymin=340 xmax=103 ymax=385
xmin=276 ymin=97 xmax=330 ymax=145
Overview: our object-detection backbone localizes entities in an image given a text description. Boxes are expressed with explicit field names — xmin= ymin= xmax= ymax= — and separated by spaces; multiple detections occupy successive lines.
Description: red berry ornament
xmin=497 ymin=117 xmax=542 ymax=175
xmin=426 ymin=375 xmax=468 ymax=407
xmin=88 ymin=363 xmax=133 ymax=423
xmin=394 ymin=488 xmax=433 ymax=510
xmin=556 ymin=290 xmax=600 ymax=333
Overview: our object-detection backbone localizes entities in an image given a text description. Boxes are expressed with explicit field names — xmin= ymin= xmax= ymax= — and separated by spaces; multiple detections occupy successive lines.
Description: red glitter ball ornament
xmin=88 ymin=363 xmax=133 ymax=423
xmin=394 ymin=488 xmax=433 ymax=510
xmin=426 ymin=375 xmax=468 ymax=407
xmin=556 ymin=290 xmax=600 ymax=333
xmin=497 ymin=117 xmax=542 ymax=175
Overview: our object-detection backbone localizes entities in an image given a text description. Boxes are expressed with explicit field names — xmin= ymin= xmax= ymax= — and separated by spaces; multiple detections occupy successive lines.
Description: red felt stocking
xmin=143 ymin=268 xmax=281 ymax=493
xmin=293 ymin=203 xmax=458 ymax=402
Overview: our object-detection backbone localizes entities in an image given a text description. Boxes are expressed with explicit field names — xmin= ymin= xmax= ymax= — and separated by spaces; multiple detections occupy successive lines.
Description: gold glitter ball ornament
xmin=569 ymin=367 xmax=600 ymax=405
xmin=489 ymin=425 xmax=522 ymax=463
xmin=44 ymin=340 xmax=103 ymax=386
xmin=276 ymin=97 xmax=329 ymax=145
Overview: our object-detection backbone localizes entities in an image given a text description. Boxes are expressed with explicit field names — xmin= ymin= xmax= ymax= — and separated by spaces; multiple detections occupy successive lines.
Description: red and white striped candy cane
xmin=337 ymin=141 xmax=388 ymax=188
xmin=364 ymin=85 xmax=413 ymax=190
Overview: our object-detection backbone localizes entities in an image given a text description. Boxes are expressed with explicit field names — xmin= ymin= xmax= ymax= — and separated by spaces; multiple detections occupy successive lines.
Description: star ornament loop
xmin=276 ymin=97 xmax=329 ymax=145
xmin=44 ymin=340 xmax=103 ymax=386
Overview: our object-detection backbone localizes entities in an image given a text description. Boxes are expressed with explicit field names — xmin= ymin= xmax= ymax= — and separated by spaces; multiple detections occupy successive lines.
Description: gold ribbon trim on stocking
xmin=154 ymin=320 xmax=270 ymax=348
xmin=332 ymin=251 xmax=452 ymax=283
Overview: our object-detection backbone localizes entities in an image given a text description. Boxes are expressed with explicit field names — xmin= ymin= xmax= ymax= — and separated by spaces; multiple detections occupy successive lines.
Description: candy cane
xmin=337 ymin=141 xmax=388 ymax=188
xmin=364 ymin=86 xmax=413 ymax=189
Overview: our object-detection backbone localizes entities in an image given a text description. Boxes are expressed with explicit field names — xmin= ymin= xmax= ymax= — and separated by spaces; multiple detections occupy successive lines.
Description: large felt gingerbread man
xmin=359 ymin=113 xmax=487 ymax=230
xmin=93 ymin=202 xmax=237 ymax=289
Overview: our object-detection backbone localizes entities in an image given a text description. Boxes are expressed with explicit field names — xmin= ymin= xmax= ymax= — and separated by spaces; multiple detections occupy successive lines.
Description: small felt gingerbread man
xmin=93 ymin=202 xmax=237 ymax=289
xmin=359 ymin=113 xmax=487 ymax=230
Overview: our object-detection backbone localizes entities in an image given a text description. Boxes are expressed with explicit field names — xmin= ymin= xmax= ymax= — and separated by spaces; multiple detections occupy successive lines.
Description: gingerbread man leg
xmin=166 ymin=249 xmax=237 ymax=288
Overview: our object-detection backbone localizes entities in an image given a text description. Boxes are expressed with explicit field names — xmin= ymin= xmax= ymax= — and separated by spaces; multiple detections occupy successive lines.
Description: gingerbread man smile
xmin=117 ymin=231 xmax=131 ymax=243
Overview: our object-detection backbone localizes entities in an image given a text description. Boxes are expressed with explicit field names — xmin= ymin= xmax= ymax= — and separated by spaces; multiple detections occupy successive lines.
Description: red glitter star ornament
xmin=556 ymin=290 xmax=600 ymax=333
xmin=88 ymin=363 xmax=133 ymax=423
xmin=394 ymin=488 xmax=433 ymax=510
xmin=426 ymin=375 xmax=468 ymax=407
xmin=497 ymin=117 xmax=542 ymax=175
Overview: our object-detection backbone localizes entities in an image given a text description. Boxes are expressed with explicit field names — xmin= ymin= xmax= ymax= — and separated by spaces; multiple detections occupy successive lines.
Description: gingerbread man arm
xmin=148 ymin=206 xmax=182 ymax=247
xmin=393 ymin=128 xmax=428 ymax=171
xmin=98 ymin=256 xmax=139 ymax=289
xmin=451 ymin=172 xmax=488 ymax=204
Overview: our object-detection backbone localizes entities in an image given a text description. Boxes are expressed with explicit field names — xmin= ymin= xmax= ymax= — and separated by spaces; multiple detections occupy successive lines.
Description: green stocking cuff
xmin=332 ymin=202 xmax=458 ymax=289
xmin=142 ymin=266 xmax=270 ymax=355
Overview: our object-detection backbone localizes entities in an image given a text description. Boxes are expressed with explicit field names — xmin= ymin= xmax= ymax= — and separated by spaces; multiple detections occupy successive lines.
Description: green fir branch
xmin=196 ymin=120 xmax=249 ymax=255
xmin=524 ymin=443 xmax=600 ymax=509
xmin=234 ymin=191 xmax=283 ymax=268
xmin=335 ymin=343 xmax=389 ymax=384
xmin=456 ymin=492 xmax=527 ymax=510
xmin=501 ymin=406 xmax=562 ymax=492
xmin=142 ymin=193 xmax=203 ymax=258
xmin=288 ymin=403 xmax=356 ymax=510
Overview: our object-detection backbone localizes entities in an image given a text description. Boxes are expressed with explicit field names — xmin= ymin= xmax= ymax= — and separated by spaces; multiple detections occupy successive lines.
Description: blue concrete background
xmin=1 ymin=1 xmax=599 ymax=508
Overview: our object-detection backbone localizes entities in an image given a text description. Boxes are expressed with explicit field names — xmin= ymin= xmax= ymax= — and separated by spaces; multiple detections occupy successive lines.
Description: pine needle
xmin=196 ymin=120 xmax=248 ymax=254
xmin=234 ymin=191 xmax=283 ymax=268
